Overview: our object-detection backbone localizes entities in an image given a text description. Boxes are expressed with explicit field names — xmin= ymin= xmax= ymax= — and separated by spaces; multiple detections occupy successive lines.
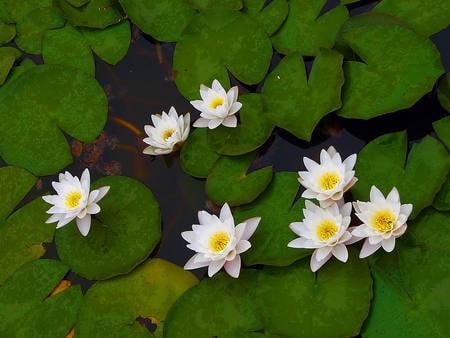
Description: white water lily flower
xmin=42 ymin=169 xmax=109 ymax=237
xmin=288 ymin=200 xmax=354 ymax=272
xmin=190 ymin=79 xmax=242 ymax=129
xmin=298 ymin=146 xmax=358 ymax=208
xmin=182 ymin=203 xmax=260 ymax=278
xmin=143 ymin=106 xmax=190 ymax=155
xmin=352 ymin=186 xmax=413 ymax=258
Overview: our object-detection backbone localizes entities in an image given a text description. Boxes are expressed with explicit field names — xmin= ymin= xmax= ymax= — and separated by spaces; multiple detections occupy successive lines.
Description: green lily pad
xmin=271 ymin=0 xmax=349 ymax=56
xmin=207 ymin=94 xmax=274 ymax=155
xmin=55 ymin=175 xmax=161 ymax=280
xmin=363 ymin=209 xmax=450 ymax=337
xmin=256 ymin=250 xmax=372 ymax=337
xmin=119 ymin=0 xmax=196 ymax=42
xmin=80 ymin=20 xmax=131 ymax=65
xmin=373 ymin=0 xmax=450 ymax=36
xmin=164 ymin=270 xmax=263 ymax=338
xmin=0 ymin=21 xmax=15 ymax=45
xmin=15 ymin=6 xmax=66 ymax=54
xmin=0 ymin=47 xmax=21 ymax=85
xmin=0 ymin=0 xmax=52 ymax=23
xmin=189 ymin=0 xmax=242 ymax=10
xmin=173 ymin=9 xmax=273 ymax=99
xmin=67 ymin=0 xmax=90 ymax=6
xmin=434 ymin=116 xmax=450 ymax=148
xmin=337 ymin=13 xmax=444 ymax=119
xmin=262 ymin=49 xmax=344 ymax=141
xmin=76 ymin=259 xmax=198 ymax=337
xmin=0 ymin=65 xmax=107 ymax=175
xmin=5 ymin=58 xmax=36 ymax=84
xmin=243 ymin=0 xmax=289 ymax=36
xmin=57 ymin=0 xmax=123 ymax=29
xmin=433 ymin=116 xmax=450 ymax=211
xmin=180 ymin=128 xmax=220 ymax=178
xmin=438 ymin=73 xmax=450 ymax=112
xmin=43 ymin=24 xmax=95 ymax=76
xmin=206 ymin=152 xmax=273 ymax=207
xmin=0 ymin=259 xmax=82 ymax=337
xmin=234 ymin=172 xmax=309 ymax=266
xmin=352 ymin=131 xmax=450 ymax=219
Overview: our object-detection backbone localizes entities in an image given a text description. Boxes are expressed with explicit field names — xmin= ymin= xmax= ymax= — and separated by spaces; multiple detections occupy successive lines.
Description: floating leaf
xmin=15 ymin=6 xmax=66 ymax=54
xmin=164 ymin=270 xmax=262 ymax=338
xmin=66 ymin=0 xmax=90 ymax=6
xmin=43 ymin=25 xmax=95 ymax=76
xmin=188 ymin=0 xmax=242 ymax=10
xmin=433 ymin=116 xmax=450 ymax=211
xmin=363 ymin=209 xmax=450 ymax=337
xmin=5 ymin=58 xmax=36 ymax=84
xmin=337 ymin=13 xmax=443 ymax=119
xmin=373 ymin=0 xmax=450 ymax=36
xmin=0 ymin=0 xmax=52 ymax=23
xmin=119 ymin=0 xmax=196 ymax=42
xmin=271 ymin=0 xmax=349 ymax=56
xmin=352 ymin=131 xmax=450 ymax=219
xmin=234 ymin=172 xmax=309 ymax=266
xmin=434 ymin=116 xmax=450 ymax=148
xmin=173 ymin=9 xmax=273 ymax=99
xmin=243 ymin=0 xmax=289 ymax=36
xmin=0 ymin=21 xmax=15 ymax=45
xmin=180 ymin=128 xmax=220 ymax=178
xmin=0 ymin=259 xmax=82 ymax=337
xmin=0 ymin=65 xmax=107 ymax=175
xmin=206 ymin=152 xmax=273 ymax=207
xmin=80 ymin=20 xmax=131 ymax=65
xmin=77 ymin=259 xmax=197 ymax=337
xmin=55 ymin=176 xmax=161 ymax=280
xmin=256 ymin=250 xmax=372 ymax=337
xmin=0 ymin=47 xmax=20 ymax=85
xmin=262 ymin=49 xmax=344 ymax=140
xmin=438 ymin=73 xmax=450 ymax=112
xmin=207 ymin=94 xmax=273 ymax=155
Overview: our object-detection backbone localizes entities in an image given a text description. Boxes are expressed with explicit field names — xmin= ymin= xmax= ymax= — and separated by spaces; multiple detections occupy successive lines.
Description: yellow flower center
xmin=319 ymin=172 xmax=340 ymax=190
xmin=316 ymin=219 xmax=339 ymax=241
xmin=162 ymin=128 xmax=175 ymax=141
xmin=209 ymin=231 xmax=230 ymax=253
xmin=65 ymin=191 xmax=82 ymax=208
xmin=209 ymin=96 xmax=224 ymax=109
xmin=371 ymin=210 xmax=395 ymax=233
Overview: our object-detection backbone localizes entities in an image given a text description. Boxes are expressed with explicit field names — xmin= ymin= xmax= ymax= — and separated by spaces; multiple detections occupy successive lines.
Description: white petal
xmin=393 ymin=224 xmax=407 ymax=237
xmin=370 ymin=186 xmax=385 ymax=203
xmin=381 ymin=236 xmax=396 ymax=252
xmin=143 ymin=146 xmax=158 ymax=155
xmin=310 ymin=250 xmax=332 ymax=272
xmin=326 ymin=145 xmax=337 ymax=157
xmin=76 ymin=215 xmax=91 ymax=236
xmin=386 ymin=187 xmax=400 ymax=204
xmin=219 ymin=203 xmax=233 ymax=222
xmin=288 ymin=237 xmax=320 ymax=249
xmin=168 ymin=106 xmax=178 ymax=118
xmin=56 ymin=216 xmax=75 ymax=228
xmin=234 ymin=222 xmax=246 ymax=241
xmin=343 ymin=154 xmax=357 ymax=170
xmin=320 ymin=148 xmax=331 ymax=163
xmin=359 ymin=239 xmax=382 ymax=258
xmin=208 ymin=259 xmax=225 ymax=277
xmin=181 ymin=231 xmax=195 ymax=243
xmin=315 ymin=246 xmax=332 ymax=261
xmin=222 ymin=115 xmax=237 ymax=128
xmin=236 ymin=240 xmax=251 ymax=254
xmin=212 ymin=79 xmax=226 ymax=95
xmin=229 ymin=102 xmax=242 ymax=115
xmin=332 ymin=244 xmax=348 ymax=262
xmin=184 ymin=254 xmax=210 ymax=270
xmin=193 ymin=117 xmax=210 ymax=128
xmin=46 ymin=213 xmax=62 ymax=224
xmin=190 ymin=100 xmax=204 ymax=112
xmin=224 ymin=255 xmax=241 ymax=278
xmin=303 ymin=157 xmax=320 ymax=172
xmin=208 ymin=118 xmax=223 ymax=129
xmin=80 ymin=168 xmax=90 ymax=192
xmin=42 ymin=195 xmax=58 ymax=204
xmin=400 ymin=204 xmax=413 ymax=219
xmin=301 ymin=189 xmax=317 ymax=199
xmin=91 ymin=186 xmax=110 ymax=203
xmin=87 ymin=203 xmax=101 ymax=214
xmin=198 ymin=210 xmax=214 ymax=225
xmin=241 ymin=217 xmax=260 ymax=240
xmin=351 ymin=225 xmax=368 ymax=238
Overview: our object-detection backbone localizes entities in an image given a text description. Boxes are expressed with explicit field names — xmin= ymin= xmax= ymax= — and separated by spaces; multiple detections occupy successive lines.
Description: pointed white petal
xmin=343 ymin=154 xmax=357 ymax=170
xmin=360 ymin=239 xmax=382 ymax=258
xmin=222 ymin=115 xmax=237 ymax=128
xmin=86 ymin=203 xmax=101 ymax=214
xmin=386 ymin=187 xmax=400 ymax=204
xmin=76 ymin=215 xmax=91 ymax=236
xmin=381 ymin=236 xmax=396 ymax=252
xmin=241 ymin=217 xmax=260 ymax=240
xmin=332 ymin=244 xmax=348 ymax=262
xmin=236 ymin=240 xmax=251 ymax=254
xmin=193 ymin=117 xmax=210 ymax=128
xmin=310 ymin=250 xmax=332 ymax=272
xmin=224 ymin=255 xmax=241 ymax=278
xmin=219 ymin=203 xmax=233 ymax=222
xmin=370 ymin=186 xmax=385 ymax=203
xmin=184 ymin=254 xmax=210 ymax=270
xmin=208 ymin=259 xmax=225 ymax=277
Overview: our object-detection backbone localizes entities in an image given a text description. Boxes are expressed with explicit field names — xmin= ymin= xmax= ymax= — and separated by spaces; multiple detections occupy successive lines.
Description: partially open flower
xmin=182 ymin=203 xmax=260 ymax=278
xmin=143 ymin=107 xmax=190 ymax=155
xmin=190 ymin=79 xmax=242 ymax=129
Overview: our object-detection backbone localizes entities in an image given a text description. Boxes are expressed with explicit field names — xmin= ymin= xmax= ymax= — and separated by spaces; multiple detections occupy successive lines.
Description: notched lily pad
xmin=262 ymin=49 xmax=344 ymax=141
xmin=437 ymin=73 xmax=450 ymax=112
xmin=0 ymin=0 xmax=53 ymax=23
xmin=76 ymin=259 xmax=197 ymax=337
xmin=0 ymin=65 xmax=107 ymax=175
xmin=0 ymin=47 xmax=21 ymax=85
xmin=352 ymin=131 xmax=450 ymax=218
xmin=206 ymin=152 xmax=273 ymax=207
xmin=55 ymin=175 xmax=161 ymax=280
xmin=234 ymin=172 xmax=309 ymax=266
xmin=243 ymin=0 xmax=289 ymax=36
xmin=0 ymin=21 xmax=16 ymax=45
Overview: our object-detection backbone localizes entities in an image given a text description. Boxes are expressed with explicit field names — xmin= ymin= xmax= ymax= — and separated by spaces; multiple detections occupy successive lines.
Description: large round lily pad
xmin=76 ymin=259 xmax=198 ymax=337
xmin=0 ymin=65 xmax=107 ymax=175
xmin=337 ymin=13 xmax=444 ymax=119
xmin=352 ymin=131 xmax=450 ymax=219
xmin=0 ymin=259 xmax=82 ymax=337
xmin=243 ymin=0 xmax=289 ymax=36
xmin=0 ymin=0 xmax=52 ymax=23
xmin=363 ymin=209 xmax=450 ymax=337
xmin=206 ymin=152 xmax=273 ymax=206
xmin=262 ymin=49 xmax=344 ymax=141
xmin=55 ymin=175 xmax=161 ymax=280
xmin=234 ymin=172 xmax=309 ymax=266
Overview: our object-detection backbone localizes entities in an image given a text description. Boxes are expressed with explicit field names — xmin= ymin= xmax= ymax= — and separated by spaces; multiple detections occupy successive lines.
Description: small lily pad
xmin=0 ymin=0 xmax=52 ymax=23
xmin=0 ymin=259 xmax=82 ymax=337
xmin=234 ymin=172 xmax=309 ymax=266
xmin=55 ymin=175 xmax=161 ymax=280
xmin=373 ymin=0 xmax=450 ymax=36
xmin=352 ymin=131 xmax=450 ymax=219
xmin=207 ymin=94 xmax=274 ymax=155
xmin=0 ymin=21 xmax=15 ymax=45
xmin=243 ymin=0 xmax=289 ymax=36
xmin=0 ymin=65 xmax=107 ymax=175
xmin=180 ymin=128 xmax=220 ymax=178
xmin=433 ymin=116 xmax=450 ymax=211
xmin=363 ymin=209 xmax=450 ymax=337
xmin=206 ymin=152 xmax=273 ymax=206
xmin=337 ymin=13 xmax=444 ymax=119
xmin=438 ymin=73 xmax=450 ymax=112
xmin=271 ymin=0 xmax=349 ymax=56
xmin=80 ymin=20 xmax=131 ymax=65
xmin=262 ymin=49 xmax=344 ymax=141
xmin=76 ymin=259 xmax=198 ymax=337
xmin=0 ymin=47 xmax=20 ymax=85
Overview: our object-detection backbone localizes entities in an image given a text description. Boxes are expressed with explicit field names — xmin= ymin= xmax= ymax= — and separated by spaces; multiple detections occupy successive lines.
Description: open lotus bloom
xmin=42 ymin=169 xmax=109 ymax=237
xmin=182 ymin=203 xmax=260 ymax=278
xmin=352 ymin=186 xmax=413 ymax=258
xmin=143 ymin=107 xmax=190 ymax=155
xmin=298 ymin=146 xmax=358 ymax=208
xmin=190 ymin=79 xmax=242 ymax=129
xmin=288 ymin=200 xmax=354 ymax=272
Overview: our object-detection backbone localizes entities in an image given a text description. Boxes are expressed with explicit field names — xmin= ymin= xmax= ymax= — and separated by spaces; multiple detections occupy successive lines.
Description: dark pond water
xmin=6 ymin=0 xmax=449 ymax=296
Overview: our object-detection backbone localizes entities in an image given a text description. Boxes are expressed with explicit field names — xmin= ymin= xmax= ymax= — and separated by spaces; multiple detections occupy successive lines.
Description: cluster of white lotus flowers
xmin=41 ymin=79 xmax=413 ymax=279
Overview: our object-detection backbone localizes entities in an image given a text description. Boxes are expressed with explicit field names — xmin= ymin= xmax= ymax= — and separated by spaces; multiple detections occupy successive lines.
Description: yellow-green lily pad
xmin=0 ymin=21 xmax=15 ymax=45
xmin=0 ymin=47 xmax=21 ymax=85
xmin=0 ymin=0 xmax=52 ymax=23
